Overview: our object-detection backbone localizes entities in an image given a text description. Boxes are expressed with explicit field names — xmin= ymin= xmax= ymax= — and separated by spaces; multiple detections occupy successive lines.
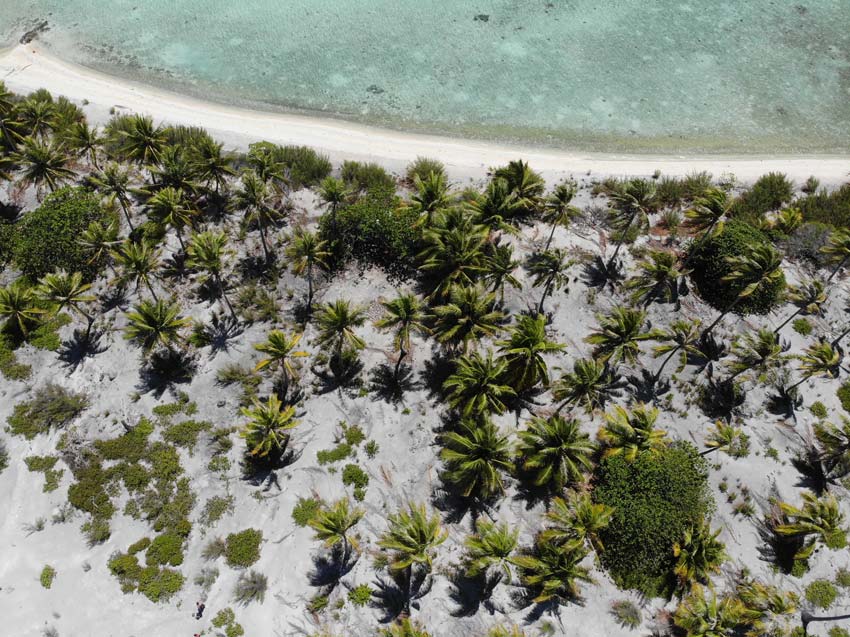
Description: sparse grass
xmin=838 ymin=381 xmax=850 ymax=414
xmin=810 ymin=401 xmax=829 ymax=420
xmin=836 ymin=568 xmax=850 ymax=587
xmin=162 ymin=419 xmax=211 ymax=452
xmin=233 ymin=570 xmax=267 ymax=605
xmin=317 ymin=443 xmax=353 ymax=465
xmin=8 ymin=384 xmax=88 ymax=439
xmin=792 ymin=318 xmax=813 ymax=336
xmin=610 ymin=599 xmax=642 ymax=629
xmin=201 ymin=495 xmax=235 ymax=526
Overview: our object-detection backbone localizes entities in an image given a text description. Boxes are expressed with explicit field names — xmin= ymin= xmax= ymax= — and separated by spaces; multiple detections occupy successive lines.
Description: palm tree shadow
xmin=697 ymin=378 xmax=745 ymax=422
xmin=308 ymin=545 xmax=359 ymax=589
xmin=791 ymin=443 xmax=830 ymax=495
xmin=582 ymin=255 xmax=624 ymax=290
xmin=136 ymin=349 xmax=198 ymax=397
xmin=100 ymin=283 xmax=130 ymax=312
xmin=160 ymin=250 xmax=189 ymax=280
xmin=372 ymin=569 xmax=433 ymax=623
xmin=195 ymin=312 xmax=244 ymax=357
xmin=236 ymin=254 xmax=277 ymax=280
xmin=312 ymin=351 xmax=364 ymax=395
xmin=446 ymin=570 xmax=487 ymax=618
xmin=510 ymin=589 xmax=565 ymax=622
xmin=627 ymin=369 xmax=671 ymax=403
xmin=58 ymin=327 xmax=108 ymax=370
xmin=369 ymin=363 xmax=419 ymax=404
xmin=241 ymin=449 xmax=301 ymax=486
xmin=420 ymin=351 xmax=455 ymax=402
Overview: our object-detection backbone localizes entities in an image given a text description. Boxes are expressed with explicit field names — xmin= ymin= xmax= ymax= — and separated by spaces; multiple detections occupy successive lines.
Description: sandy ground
xmin=1 ymin=42 xmax=849 ymax=185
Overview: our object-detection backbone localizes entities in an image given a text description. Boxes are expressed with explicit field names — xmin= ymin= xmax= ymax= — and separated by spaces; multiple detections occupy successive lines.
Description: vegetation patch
xmin=225 ymin=529 xmax=263 ymax=568
xmin=7 ymin=384 xmax=88 ymax=439
xmin=292 ymin=496 xmax=322 ymax=527
xmin=212 ymin=607 xmax=245 ymax=637
xmin=24 ymin=455 xmax=64 ymax=492
xmin=806 ymin=579 xmax=838 ymax=609
xmin=200 ymin=495 xmax=235 ymax=527
xmin=838 ymin=381 xmax=850 ymax=414
xmin=40 ymin=565 xmax=56 ymax=589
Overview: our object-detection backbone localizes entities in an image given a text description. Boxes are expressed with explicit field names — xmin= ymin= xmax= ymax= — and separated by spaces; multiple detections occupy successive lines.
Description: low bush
xmin=792 ymin=318 xmax=813 ymax=336
xmin=0 ymin=333 xmax=31 ymax=380
xmin=200 ymin=495 xmax=234 ymax=527
xmin=348 ymin=583 xmax=373 ymax=607
xmin=732 ymin=172 xmax=794 ymax=222
xmin=225 ymin=529 xmax=262 ymax=568
xmin=810 ymin=401 xmax=829 ymax=420
xmin=836 ymin=568 xmax=850 ymax=587
xmin=128 ymin=537 xmax=152 ymax=554
xmin=81 ymin=517 xmax=111 ymax=545
xmin=40 ymin=565 xmax=56 ymax=589
xmin=0 ymin=438 xmax=8 ymax=474
xmin=838 ymin=382 xmax=850 ymax=414
xmin=7 ymin=384 xmax=88 ymax=438
xmin=341 ymin=160 xmax=396 ymax=192
xmin=203 ymin=537 xmax=227 ymax=561
xmin=212 ymin=607 xmax=245 ymax=637
xmin=317 ymin=443 xmax=353 ymax=465
xmin=137 ymin=565 xmax=184 ymax=602
xmin=782 ymin=222 xmax=832 ymax=268
xmin=145 ymin=533 xmax=185 ymax=567
xmin=798 ymin=183 xmax=850 ymax=228
xmin=292 ymin=497 xmax=322 ymax=527
xmin=806 ymin=579 xmax=838 ymax=609
xmin=162 ymin=419 xmax=211 ymax=452
xmin=246 ymin=141 xmax=331 ymax=190
xmin=406 ymin=156 xmax=446 ymax=184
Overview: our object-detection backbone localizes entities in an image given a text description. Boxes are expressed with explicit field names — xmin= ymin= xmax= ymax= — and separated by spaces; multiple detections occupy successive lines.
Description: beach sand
xmin=1 ymin=42 xmax=848 ymax=185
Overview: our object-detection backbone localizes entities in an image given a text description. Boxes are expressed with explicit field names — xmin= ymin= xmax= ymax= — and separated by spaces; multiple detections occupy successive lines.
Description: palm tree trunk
xmin=403 ymin=565 xmax=412 ymax=617
xmin=545 ymin=222 xmax=557 ymax=251
xmin=258 ymin=219 xmax=271 ymax=263
xmin=681 ymin=220 xmax=718 ymax=270
xmin=175 ymin=229 xmax=186 ymax=252
xmin=606 ymin=211 xmax=636 ymax=269
xmin=827 ymin=254 xmax=850 ymax=283
xmin=787 ymin=373 xmax=813 ymax=393
xmin=119 ymin=198 xmax=135 ymax=232
xmin=537 ymin=279 xmax=553 ymax=315
xmin=653 ymin=345 xmax=682 ymax=382
xmin=774 ymin=306 xmax=802 ymax=334
xmin=217 ymin=274 xmax=238 ymax=321
xmin=394 ymin=346 xmax=407 ymax=378
xmin=145 ymin=279 xmax=159 ymax=302
xmin=306 ymin=265 xmax=314 ymax=316
xmin=702 ymin=292 xmax=747 ymax=340
xmin=831 ymin=324 xmax=850 ymax=349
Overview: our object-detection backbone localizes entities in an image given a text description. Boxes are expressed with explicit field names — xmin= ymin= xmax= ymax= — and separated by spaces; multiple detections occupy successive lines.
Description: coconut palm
xmin=375 ymin=292 xmax=430 ymax=377
xmin=308 ymin=497 xmax=364 ymax=561
xmin=552 ymin=358 xmax=624 ymax=414
xmin=233 ymin=170 xmax=281 ymax=262
xmin=651 ymin=318 xmax=703 ymax=381
xmin=672 ymin=522 xmax=727 ymax=594
xmin=150 ymin=144 xmax=201 ymax=194
xmin=789 ymin=340 xmax=842 ymax=391
xmin=702 ymin=243 xmax=784 ymax=338
xmin=117 ymin=114 xmax=166 ymax=165
xmin=124 ymin=299 xmax=189 ymax=353
xmin=525 ymin=248 xmax=572 ymax=315
xmin=253 ymin=331 xmax=308 ymax=386
xmin=517 ymin=415 xmax=594 ymax=491
xmin=112 ymin=241 xmax=162 ymax=300
xmin=15 ymin=96 xmax=57 ymax=140
xmin=246 ymin=142 xmax=286 ymax=188
xmin=285 ymin=227 xmax=330 ymax=316
xmin=586 ymin=306 xmax=654 ymax=366
xmin=469 ymin=177 xmax=522 ymax=235
xmin=0 ymin=282 xmax=45 ymax=336
xmin=145 ymin=186 xmax=195 ymax=250
xmin=431 ymin=285 xmax=504 ymax=354
xmin=315 ymin=299 xmax=367 ymax=356
xmin=410 ymin=170 xmax=450 ymax=226
xmin=62 ymin=120 xmax=101 ymax=169
xmin=775 ymin=492 xmax=846 ymax=552
xmin=239 ymin=394 xmax=299 ymax=461
xmin=89 ymin=162 xmax=136 ymax=231
xmin=673 ymin=585 xmax=745 ymax=637
xmin=186 ymin=229 xmax=237 ymax=319
xmin=440 ymin=418 xmax=513 ymax=499
xmin=493 ymin=159 xmax=545 ymax=216
xmin=541 ymin=492 xmax=614 ymax=553
xmin=418 ymin=220 xmax=488 ymax=299
xmin=12 ymin=137 xmax=76 ymax=193
xmin=541 ymin=179 xmax=579 ymax=250
xmin=79 ymin=219 xmax=121 ymax=273
xmin=702 ymin=421 xmax=749 ymax=457
xmin=598 ymin=404 xmax=668 ymax=461
xmin=626 ymin=250 xmax=689 ymax=307
xmin=774 ymin=278 xmax=827 ymax=334
xmin=482 ymin=240 xmax=521 ymax=305
xmin=497 ymin=314 xmax=564 ymax=392
xmin=821 ymin=229 xmax=850 ymax=283
xmin=683 ymin=189 xmax=730 ymax=254
xmin=606 ymin=178 xmax=655 ymax=268
xmin=513 ymin=538 xmax=592 ymax=604
xmin=378 ymin=503 xmax=448 ymax=615
xmin=815 ymin=419 xmax=850 ymax=480
xmin=189 ymin=136 xmax=234 ymax=194
xmin=464 ymin=520 xmax=519 ymax=591
xmin=724 ymin=328 xmax=786 ymax=384
xmin=735 ymin=579 xmax=798 ymax=637
xmin=36 ymin=269 xmax=96 ymax=330
xmin=317 ymin=175 xmax=350 ymax=216
xmin=443 ymin=350 xmax=515 ymax=417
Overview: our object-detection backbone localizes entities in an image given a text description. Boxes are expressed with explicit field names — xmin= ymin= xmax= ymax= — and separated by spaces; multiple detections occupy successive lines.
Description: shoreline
xmin=1 ymin=42 xmax=849 ymax=184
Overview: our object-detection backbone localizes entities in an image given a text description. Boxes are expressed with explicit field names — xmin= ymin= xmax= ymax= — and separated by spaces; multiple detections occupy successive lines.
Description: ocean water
xmin=1 ymin=1 xmax=849 ymax=153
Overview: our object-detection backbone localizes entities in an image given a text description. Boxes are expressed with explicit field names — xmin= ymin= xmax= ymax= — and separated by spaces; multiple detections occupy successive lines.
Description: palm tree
xmin=651 ymin=318 xmax=703 ymax=382
xmin=735 ymin=579 xmax=798 ymax=637
xmin=318 ymin=176 xmax=350 ymax=221
xmin=285 ymin=227 xmax=330 ymax=316
xmin=672 ymin=522 xmax=727 ymax=595
xmin=36 ymin=269 xmax=96 ymax=331
xmin=541 ymin=180 xmax=579 ymax=250
xmin=149 ymin=144 xmax=201 ymax=195
xmin=606 ymin=179 xmax=655 ymax=268
xmin=124 ymin=299 xmax=189 ymax=353
xmin=552 ymin=358 xmax=624 ymax=414
xmin=469 ymin=177 xmax=522 ymax=235
xmin=724 ymin=328 xmax=786 ymax=385
xmin=418 ymin=220 xmax=488 ymax=300
xmin=79 ymin=219 xmax=121 ymax=274
xmin=308 ymin=497 xmax=364 ymax=562
xmin=464 ymin=520 xmax=519 ymax=592
xmin=789 ymin=340 xmax=842 ymax=391
xmin=516 ymin=415 xmax=594 ymax=491
xmin=189 ymin=137 xmax=234 ymax=194
xmin=117 ymin=114 xmax=166 ymax=165
xmin=0 ymin=282 xmax=45 ymax=336
xmin=702 ymin=243 xmax=784 ymax=338
xmin=375 ymin=292 xmax=430 ymax=377
xmin=378 ymin=503 xmax=448 ymax=615
xmin=186 ymin=229 xmax=237 ymax=320
xmin=541 ymin=493 xmax=614 ymax=553
xmin=513 ymin=538 xmax=592 ymax=604
xmin=626 ymin=250 xmax=689 ymax=307
xmin=774 ymin=278 xmax=827 ymax=334
xmin=13 ymin=137 xmax=76 ymax=193
xmin=315 ymin=299 xmax=367 ymax=357
xmin=112 ymin=241 xmax=162 ymax=300
xmin=815 ymin=419 xmax=850 ymax=480
xmin=145 ymin=186 xmax=195 ymax=250
xmin=525 ymin=248 xmax=572 ymax=315
xmin=821 ymin=229 xmax=850 ymax=283
xmin=493 ymin=159 xmax=545 ymax=216
xmin=431 ymin=285 xmax=504 ymax=354
xmin=683 ymin=189 xmax=731 ymax=257
xmin=776 ymin=492 xmax=846 ymax=552
xmin=440 ymin=418 xmax=513 ymax=499
xmin=15 ymin=96 xmax=57 ymax=140
xmin=233 ymin=170 xmax=281 ymax=262
xmin=89 ymin=163 xmax=136 ymax=231
xmin=598 ymin=404 xmax=668 ymax=461
xmin=63 ymin=120 xmax=102 ymax=169
xmin=496 ymin=314 xmax=565 ymax=392
xmin=482 ymin=240 xmax=521 ymax=305
xmin=410 ymin=171 xmax=450 ymax=226
xmin=253 ymin=331 xmax=308 ymax=386
xmin=246 ymin=142 xmax=286 ymax=188
xmin=443 ymin=350 xmax=516 ymax=417
xmin=702 ymin=421 xmax=749 ymax=457
xmin=585 ymin=306 xmax=653 ymax=366
xmin=673 ymin=585 xmax=745 ymax=637
xmin=239 ymin=394 xmax=299 ymax=462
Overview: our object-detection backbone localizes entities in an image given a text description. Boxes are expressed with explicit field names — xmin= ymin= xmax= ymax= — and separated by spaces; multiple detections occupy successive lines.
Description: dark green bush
xmin=225 ymin=529 xmax=262 ymax=568
xmin=341 ymin=160 xmax=396 ymax=192
xmin=593 ymin=442 xmax=713 ymax=597
xmin=732 ymin=172 xmax=794 ymax=223
xmin=782 ymin=222 xmax=832 ymax=267
xmin=137 ymin=565 xmax=184 ymax=602
xmin=68 ymin=457 xmax=115 ymax=518
xmin=687 ymin=220 xmax=786 ymax=315
xmin=12 ymin=187 xmax=111 ymax=280
xmin=128 ymin=537 xmax=152 ymax=554
xmin=277 ymin=145 xmax=332 ymax=189
xmin=0 ymin=438 xmax=8 ymax=474
xmin=838 ymin=381 xmax=850 ymax=414
xmin=7 ymin=383 xmax=88 ymax=439
xmin=145 ymin=533 xmax=185 ymax=567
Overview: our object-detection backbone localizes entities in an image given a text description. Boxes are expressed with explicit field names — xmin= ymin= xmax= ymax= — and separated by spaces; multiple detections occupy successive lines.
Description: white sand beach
xmin=1 ymin=42 xmax=848 ymax=184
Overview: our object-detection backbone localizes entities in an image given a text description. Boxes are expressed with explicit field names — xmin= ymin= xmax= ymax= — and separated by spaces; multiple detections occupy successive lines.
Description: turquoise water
xmin=1 ymin=1 xmax=850 ymax=153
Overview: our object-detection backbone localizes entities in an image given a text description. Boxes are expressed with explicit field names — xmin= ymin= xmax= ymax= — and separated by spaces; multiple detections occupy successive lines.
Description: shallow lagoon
xmin=1 ymin=0 xmax=849 ymax=152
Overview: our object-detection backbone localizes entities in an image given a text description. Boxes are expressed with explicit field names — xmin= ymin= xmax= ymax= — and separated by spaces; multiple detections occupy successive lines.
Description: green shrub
xmin=342 ymin=464 xmax=369 ymax=490
xmin=593 ymin=442 xmax=713 ymax=597
xmin=348 ymin=583 xmax=373 ymax=607
xmin=365 ymin=440 xmax=379 ymax=458
xmin=212 ymin=607 xmax=245 ymax=637
xmin=12 ymin=187 xmax=111 ymax=280
xmin=203 ymin=537 xmax=227 ymax=561
xmin=836 ymin=568 xmax=850 ymax=587
xmin=27 ymin=312 xmax=72 ymax=351
xmin=687 ymin=221 xmax=786 ymax=315
xmin=40 ymin=565 xmax=56 ymax=589
xmin=200 ymin=495 xmax=234 ymax=526
xmin=292 ymin=497 xmax=322 ymax=527
xmin=162 ymin=419 xmax=211 ymax=452
xmin=277 ymin=145 xmax=332 ymax=189
xmin=81 ymin=516 xmax=111 ymax=545
xmin=225 ymin=529 xmax=262 ymax=568
xmin=798 ymin=183 xmax=850 ymax=228
xmin=25 ymin=455 xmax=58 ymax=472
xmin=68 ymin=458 xmax=114 ymax=517
xmin=317 ymin=443 xmax=353 ymax=465
xmin=829 ymin=627 xmax=850 ymax=637
xmin=783 ymin=222 xmax=832 ymax=267
xmin=7 ymin=383 xmax=88 ymax=438
xmin=341 ymin=160 xmax=395 ymax=192
xmin=137 ymin=565 xmax=184 ymax=602
xmin=838 ymin=382 xmax=850 ymax=414
xmin=0 ymin=438 xmax=8 ymax=474
xmin=806 ymin=579 xmax=838 ymax=609
xmin=0 ymin=333 xmax=31 ymax=380
xmin=406 ymin=157 xmax=446 ymax=184
xmin=732 ymin=172 xmax=794 ymax=222
xmin=344 ymin=424 xmax=366 ymax=446
xmin=145 ymin=533 xmax=185 ymax=567
xmin=792 ymin=318 xmax=813 ymax=336
xmin=128 ymin=537 xmax=152 ymax=554
xmin=810 ymin=401 xmax=829 ymax=420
